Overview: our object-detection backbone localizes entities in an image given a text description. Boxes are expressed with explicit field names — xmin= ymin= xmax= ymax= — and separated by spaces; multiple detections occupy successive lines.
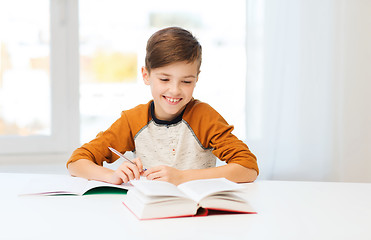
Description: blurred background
xmin=0 ymin=0 xmax=370 ymax=182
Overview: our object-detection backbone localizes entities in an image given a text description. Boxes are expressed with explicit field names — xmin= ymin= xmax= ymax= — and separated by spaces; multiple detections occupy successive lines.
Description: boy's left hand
xmin=143 ymin=165 xmax=183 ymax=185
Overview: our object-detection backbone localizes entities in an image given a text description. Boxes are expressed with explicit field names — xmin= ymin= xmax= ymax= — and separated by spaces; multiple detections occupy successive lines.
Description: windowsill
xmin=0 ymin=162 xmax=68 ymax=174
xmin=0 ymin=153 xmax=70 ymax=174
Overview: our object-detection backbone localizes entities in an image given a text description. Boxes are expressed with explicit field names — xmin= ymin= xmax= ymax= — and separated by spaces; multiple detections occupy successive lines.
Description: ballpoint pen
xmin=108 ymin=147 xmax=147 ymax=171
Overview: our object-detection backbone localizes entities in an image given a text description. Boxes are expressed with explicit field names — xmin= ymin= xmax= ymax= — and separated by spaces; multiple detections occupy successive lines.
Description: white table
xmin=0 ymin=173 xmax=370 ymax=240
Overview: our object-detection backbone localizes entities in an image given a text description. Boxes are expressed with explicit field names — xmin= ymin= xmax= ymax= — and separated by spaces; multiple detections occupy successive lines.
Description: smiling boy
xmin=67 ymin=27 xmax=258 ymax=185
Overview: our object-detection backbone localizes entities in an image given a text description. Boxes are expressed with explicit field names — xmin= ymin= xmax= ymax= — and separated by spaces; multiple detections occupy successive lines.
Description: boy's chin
xmin=166 ymin=106 xmax=186 ymax=116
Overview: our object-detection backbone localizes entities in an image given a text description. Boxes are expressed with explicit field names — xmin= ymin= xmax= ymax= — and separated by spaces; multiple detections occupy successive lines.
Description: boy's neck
xmin=150 ymin=101 xmax=185 ymax=125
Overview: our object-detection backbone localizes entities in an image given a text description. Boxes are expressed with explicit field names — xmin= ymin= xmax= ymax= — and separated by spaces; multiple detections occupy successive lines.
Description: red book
xmin=122 ymin=178 xmax=256 ymax=220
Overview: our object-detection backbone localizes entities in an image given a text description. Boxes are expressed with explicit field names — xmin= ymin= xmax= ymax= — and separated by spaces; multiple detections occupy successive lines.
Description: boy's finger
xmin=146 ymin=171 xmax=163 ymax=181
xmin=132 ymin=158 xmax=144 ymax=172
xmin=142 ymin=167 xmax=156 ymax=177
xmin=121 ymin=167 xmax=135 ymax=180
xmin=119 ymin=161 xmax=141 ymax=179
xmin=115 ymin=170 xmax=129 ymax=183
xmin=127 ymin=163 xmax=142 ymax=180
xmin=143 ymin=167 xmax=163 ymax=178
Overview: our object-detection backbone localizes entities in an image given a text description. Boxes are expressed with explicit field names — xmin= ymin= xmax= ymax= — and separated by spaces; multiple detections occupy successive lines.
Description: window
xmin=0 ymin=0 xmax=79 ymax=156
xmin=0 ymin=1 xmax=50 ymax=137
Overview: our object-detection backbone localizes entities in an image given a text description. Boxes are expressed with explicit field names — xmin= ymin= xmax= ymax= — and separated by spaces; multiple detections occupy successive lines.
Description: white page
xmin=130 ymin=180 xmax=188 ymax=198
xmin=177 ymin=178 xmax=245 ymax=202
xmin=19 ymin=175 xmax=88 ymax=195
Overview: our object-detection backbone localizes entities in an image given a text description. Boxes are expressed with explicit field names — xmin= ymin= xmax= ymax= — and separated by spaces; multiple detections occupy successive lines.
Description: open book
xmin=19 ymin=175 xmax=132 ymax=196
xmin=123 ymin=178 xmax=255 ymax=220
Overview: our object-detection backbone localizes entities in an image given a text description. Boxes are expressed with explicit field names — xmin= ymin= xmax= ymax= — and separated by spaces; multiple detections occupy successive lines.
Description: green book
xmin=19 ymin=175 xmax=132 ymax=196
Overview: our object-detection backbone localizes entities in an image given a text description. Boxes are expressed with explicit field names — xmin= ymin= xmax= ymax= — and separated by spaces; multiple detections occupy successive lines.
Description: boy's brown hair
xmin=145 ymin=27 xmax=202 ymax=73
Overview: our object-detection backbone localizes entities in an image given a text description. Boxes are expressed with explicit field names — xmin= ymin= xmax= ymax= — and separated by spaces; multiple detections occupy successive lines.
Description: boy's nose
xmin=169 ymin=82 xmax=181 ymax=94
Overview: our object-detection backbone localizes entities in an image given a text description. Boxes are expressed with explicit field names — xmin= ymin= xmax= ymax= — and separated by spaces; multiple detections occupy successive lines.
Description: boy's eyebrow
xmin=157 ymin=73 xmax=196 ymax=78
xmin=157 ymin=73 xmax=171 ymax=77
xmin=183 ymin=75 xmax=197 ymax=79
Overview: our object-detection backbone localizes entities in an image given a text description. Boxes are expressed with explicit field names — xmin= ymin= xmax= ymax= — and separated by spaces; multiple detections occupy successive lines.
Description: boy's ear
xmin=142 ymin=66 xmax=150 ymax=85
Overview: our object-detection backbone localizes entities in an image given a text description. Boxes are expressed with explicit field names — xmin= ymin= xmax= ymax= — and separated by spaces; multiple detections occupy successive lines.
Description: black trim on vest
xmin=150 ymin=101 xmax=185 ymax=125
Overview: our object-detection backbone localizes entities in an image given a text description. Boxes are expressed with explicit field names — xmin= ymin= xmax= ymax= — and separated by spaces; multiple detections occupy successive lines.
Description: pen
xmin=108 ymin=147 xmax=146 ymax=171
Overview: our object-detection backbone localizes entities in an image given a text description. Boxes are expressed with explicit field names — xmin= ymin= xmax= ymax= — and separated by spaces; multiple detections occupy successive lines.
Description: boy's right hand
xmin=108 ymin=157 xmax=144 ymax=185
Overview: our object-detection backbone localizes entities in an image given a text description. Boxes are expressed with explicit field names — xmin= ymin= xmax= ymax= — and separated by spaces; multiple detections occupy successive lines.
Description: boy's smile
xmin=164 ymin=96 xmax=182 ymax=104
xmin=142 ymin=61 xmax=199 ymax=121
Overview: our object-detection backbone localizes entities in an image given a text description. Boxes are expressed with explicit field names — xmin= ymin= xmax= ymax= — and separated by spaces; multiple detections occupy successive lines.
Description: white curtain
xmin=246 ymin=0 xmax=371 ymax=182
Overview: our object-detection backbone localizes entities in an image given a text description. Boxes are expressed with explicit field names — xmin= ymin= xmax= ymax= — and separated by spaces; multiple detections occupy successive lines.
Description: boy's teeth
xmin=167 ymin=97 xmax=180 ymax=103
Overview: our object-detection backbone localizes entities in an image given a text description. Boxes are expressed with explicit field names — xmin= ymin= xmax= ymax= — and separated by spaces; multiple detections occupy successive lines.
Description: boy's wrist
xmin=102 ymin=168 xmax=119 ymax=184
xmin=177 ymin=170 xmax=187 ymax=185
xmin=178 ymin=169 xmax=197 ymax=184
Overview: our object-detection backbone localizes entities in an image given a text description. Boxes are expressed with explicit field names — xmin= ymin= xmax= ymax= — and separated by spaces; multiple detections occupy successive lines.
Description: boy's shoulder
xmin=120 ymin=101 xmax=152 ymax=124
xmin=187 ymin=98 xmax=209 ymax=109
xmin=185 ymin=99 xmax=222 ymax=119
xmin=122 ymin=101 xmax=152 ymax=115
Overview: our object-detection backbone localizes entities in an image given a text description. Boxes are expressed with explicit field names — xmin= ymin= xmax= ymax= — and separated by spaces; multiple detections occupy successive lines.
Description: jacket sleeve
xmin=66 ymin=111 xmax=136 ymax=167
xmin=184 ymin=100 xmax=259 ymax=174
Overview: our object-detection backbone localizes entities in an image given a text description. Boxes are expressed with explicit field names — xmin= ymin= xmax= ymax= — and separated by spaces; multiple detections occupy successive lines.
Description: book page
xmin=178 ymin=178 xmax=245 ymax=202
xmin=19 ymin=175 xmax=88 ymax=195
xmin=124 ymin=188 xmax=198 ymax=219
xmin=199 ymin=194 xmax=254 ymax=213
xmin=130 ymin=180 xmax=188 ymax=198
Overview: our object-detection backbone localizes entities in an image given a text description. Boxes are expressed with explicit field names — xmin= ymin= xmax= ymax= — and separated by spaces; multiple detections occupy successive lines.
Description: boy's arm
xmin=181 ymin=163 xmax=258 ymax=183
xmin=68 ymin=159 xmax=117 ymax=183
xmin=66 ymin=108 xmax=147 ymax=184
xmin=143 ymin=163 xmax=257 ymax=185
xmin=68 ymin=158 xmax=144 ymax=185
xmin=183 ymin=101 xmax=259 ymax=179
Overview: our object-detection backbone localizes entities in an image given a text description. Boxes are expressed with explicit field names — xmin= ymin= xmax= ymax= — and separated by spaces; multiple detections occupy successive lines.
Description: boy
xmin=67 ymin=27 xmax=258 ymax=185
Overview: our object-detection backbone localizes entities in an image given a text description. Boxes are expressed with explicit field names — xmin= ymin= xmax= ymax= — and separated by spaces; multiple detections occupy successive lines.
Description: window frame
xmin=0 ymin=0 xmax=79 ymax=160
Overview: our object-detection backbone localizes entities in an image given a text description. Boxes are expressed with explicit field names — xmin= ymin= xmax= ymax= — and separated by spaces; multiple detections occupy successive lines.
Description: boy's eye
xmin=183 ymin=81 xmax=192 ymax=84
xmin=160 ymin=78 xmax=169 ymax=81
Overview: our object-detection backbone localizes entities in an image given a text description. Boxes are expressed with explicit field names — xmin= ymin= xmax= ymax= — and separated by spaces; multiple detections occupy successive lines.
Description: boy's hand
xmin=108 ymin=157 xmax=144 ymax=184
xmin=143 ymin=165 xmax=184 ymax=185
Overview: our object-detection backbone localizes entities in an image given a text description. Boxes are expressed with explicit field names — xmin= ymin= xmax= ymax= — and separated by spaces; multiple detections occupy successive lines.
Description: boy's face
xmin=142 ymin=61 xmax=199 ymax=121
